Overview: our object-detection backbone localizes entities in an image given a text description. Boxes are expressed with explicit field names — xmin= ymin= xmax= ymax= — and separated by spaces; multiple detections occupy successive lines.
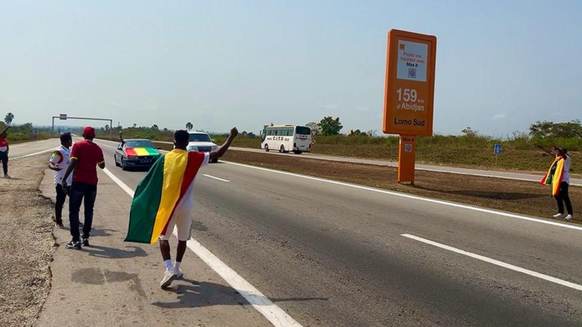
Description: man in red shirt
xmin=0 ymin=127 xmax=10 ymax=179
xmin=61 ymin=126 xmax=105 ymax=249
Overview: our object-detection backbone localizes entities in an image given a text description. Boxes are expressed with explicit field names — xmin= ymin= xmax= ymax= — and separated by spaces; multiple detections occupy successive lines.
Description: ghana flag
xmin=541 ymin=156 xmax=566 ymax=196
xmin=125 ymin=147 xmax=159 ymax=157
xmin=125 ymin=149 xmax=205 ymax=244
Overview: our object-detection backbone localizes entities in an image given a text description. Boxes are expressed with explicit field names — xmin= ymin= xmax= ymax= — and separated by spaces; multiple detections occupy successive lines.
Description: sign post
xmin=494 ymin=144 xmax=502 ymax=167
xmin=383 ymin=29 xmax=437 ymax=184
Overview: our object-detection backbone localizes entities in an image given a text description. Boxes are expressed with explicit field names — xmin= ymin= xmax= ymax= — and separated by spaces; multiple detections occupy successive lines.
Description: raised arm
xmin=209 ymin=128 xmax=238 ymax=161
xmin=535 ymin=144 xmax=555 ymax=156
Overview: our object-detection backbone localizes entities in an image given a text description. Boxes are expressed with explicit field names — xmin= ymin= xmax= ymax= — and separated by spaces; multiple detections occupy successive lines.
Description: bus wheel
xmin=293 ymin=150 xmax=302 ymax=154
xmin=265 ymin=144 xmax=269 ymax=152
xmin=279 ymin=145 xmax=286 ymax=153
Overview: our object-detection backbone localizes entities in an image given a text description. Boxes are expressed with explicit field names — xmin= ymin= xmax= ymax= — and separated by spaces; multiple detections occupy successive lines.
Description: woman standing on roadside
xmin=0 ymin=127 xmax=10 ymax=179
xmin=540 ymin=146 xmax=573 ymax=220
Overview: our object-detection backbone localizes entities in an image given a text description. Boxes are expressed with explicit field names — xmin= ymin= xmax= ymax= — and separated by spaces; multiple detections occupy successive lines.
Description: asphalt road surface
xmin=17 ymin=139 xmax=582 ymax=326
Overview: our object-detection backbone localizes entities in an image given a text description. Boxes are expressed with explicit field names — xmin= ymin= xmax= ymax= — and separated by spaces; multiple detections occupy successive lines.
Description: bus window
xmin=296 ymin=126 xmax=310 ymax=135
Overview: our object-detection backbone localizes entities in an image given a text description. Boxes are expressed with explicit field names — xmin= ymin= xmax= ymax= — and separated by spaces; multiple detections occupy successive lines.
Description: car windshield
xmin=189 ymin=134 xmax=211 ymax=142
xmin=295 ymin=126 xmax=311 ymax=135
xmin=125 ymin=140 xmax=155 ymax=148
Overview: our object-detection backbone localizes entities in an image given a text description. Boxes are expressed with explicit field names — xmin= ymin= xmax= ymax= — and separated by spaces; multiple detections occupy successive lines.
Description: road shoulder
xmin=36 ymin=168 xmax=271 ymax=327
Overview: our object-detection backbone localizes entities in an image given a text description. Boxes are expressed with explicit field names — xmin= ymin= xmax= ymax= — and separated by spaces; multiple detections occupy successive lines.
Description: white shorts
xmin=159 ymin=212 xmax=193 ymax=241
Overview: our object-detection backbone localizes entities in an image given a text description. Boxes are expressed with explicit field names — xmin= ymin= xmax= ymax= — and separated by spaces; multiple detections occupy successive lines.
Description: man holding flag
xmin=125 ymin=127 xmax=238 ymax=288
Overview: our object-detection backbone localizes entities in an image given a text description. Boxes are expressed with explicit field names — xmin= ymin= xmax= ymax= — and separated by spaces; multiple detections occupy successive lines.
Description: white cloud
xmin=492 ymin=114 xmax=507 ymax=120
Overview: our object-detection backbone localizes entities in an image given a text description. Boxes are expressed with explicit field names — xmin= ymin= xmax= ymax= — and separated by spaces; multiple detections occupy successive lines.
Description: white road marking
xmin=203 ymin=174 xmax=230 ymax=183
xmin=102 ymin=168 xmax=135 ymax=197
xmin=221 ymin=161 xmax=582 ymax=232
xmin=102 ymin=167 xmax=303 ymax=327
xmin=401 ymin=233 xmax=582 ymax=291
xmin=12 ymin=148 xmax=55 ymax=160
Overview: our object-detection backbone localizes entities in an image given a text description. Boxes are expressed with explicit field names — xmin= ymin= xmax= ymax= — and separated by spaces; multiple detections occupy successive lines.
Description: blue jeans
xmin=0 ymin=151 xmax=7 ymax=175
xmin=69 ymin=182 xmax=97 ymax=242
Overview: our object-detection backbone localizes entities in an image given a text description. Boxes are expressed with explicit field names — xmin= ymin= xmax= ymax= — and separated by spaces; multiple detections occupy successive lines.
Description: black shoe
xmin=66 ymin=241 xmax=81 ymax=250
xmin=55 ymin=221 xmax=64 ymax=227
xmin=81 ymin=238 xmax=90 ymax=247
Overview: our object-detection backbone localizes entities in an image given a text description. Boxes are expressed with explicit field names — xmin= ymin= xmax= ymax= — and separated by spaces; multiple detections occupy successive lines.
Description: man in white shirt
xmin=48 ymin=133 xmax=73 ymax=227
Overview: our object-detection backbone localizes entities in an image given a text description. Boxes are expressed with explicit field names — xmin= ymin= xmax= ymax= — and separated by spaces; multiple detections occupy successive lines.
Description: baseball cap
xmin=83 ymin=126 xmax=96 ymax=139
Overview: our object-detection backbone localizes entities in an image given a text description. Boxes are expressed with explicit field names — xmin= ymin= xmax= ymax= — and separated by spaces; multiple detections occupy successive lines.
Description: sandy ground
xmin=0 ymin=156 xmax=56 ymax=327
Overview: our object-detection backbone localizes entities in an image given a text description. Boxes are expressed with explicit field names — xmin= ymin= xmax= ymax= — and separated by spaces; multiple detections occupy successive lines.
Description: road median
xmin=221 ymin=150 xmax=580 ymax=222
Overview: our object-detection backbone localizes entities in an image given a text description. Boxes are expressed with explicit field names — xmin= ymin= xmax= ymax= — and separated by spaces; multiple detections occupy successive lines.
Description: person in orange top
xmin=0 ymin=127 xmax=10 ymax=179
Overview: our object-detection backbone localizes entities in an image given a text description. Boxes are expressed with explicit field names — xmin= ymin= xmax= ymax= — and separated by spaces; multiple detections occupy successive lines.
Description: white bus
xmin=261 ymin=124 xmax=312 ymax=154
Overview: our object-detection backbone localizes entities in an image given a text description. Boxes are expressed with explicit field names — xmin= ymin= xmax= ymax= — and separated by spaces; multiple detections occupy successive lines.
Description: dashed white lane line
xmin=203 ymin=174 xmax=230 ymax=183
xmin=102 ymin=167 xmax=303 ymax=327
xmin=220 ymin=161 xmax=582 ymax=232
xmin=401 ymin=233 xmax=582 ymax=291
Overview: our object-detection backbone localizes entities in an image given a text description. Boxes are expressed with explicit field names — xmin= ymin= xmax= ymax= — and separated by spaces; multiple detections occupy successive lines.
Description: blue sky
xmin=1 ymin=0 xmax=580 ymax=136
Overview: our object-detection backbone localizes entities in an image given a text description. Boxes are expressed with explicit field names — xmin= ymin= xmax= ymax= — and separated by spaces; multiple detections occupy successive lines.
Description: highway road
xmin=15 ymin=139 xmax=582 ymax=326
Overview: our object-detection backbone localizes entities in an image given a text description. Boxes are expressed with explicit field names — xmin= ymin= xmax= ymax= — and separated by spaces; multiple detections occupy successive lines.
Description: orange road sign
xmin=383 ymin=29 xmax=437 ymax=136
xmin=383 ymin=29 xmax=437 ymax=184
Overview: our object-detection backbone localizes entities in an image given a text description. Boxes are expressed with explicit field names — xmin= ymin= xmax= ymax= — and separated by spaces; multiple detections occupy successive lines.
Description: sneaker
xmin=66 ymin=241 xmax=81 ymax=250
xmin=553 ymin=213 xmax=563 ymax=218
xmin=160 ymin=270 xmax=177 ymax=289
xmin=4 ymin=174 xmax=11 ymax=179
xmin=565 ymin=214 xmax=573 ymax=220
xmin=174 ymin=268 xmax=183 ymax=279
xmin=81 ymin=237 xmax=90 ymax=247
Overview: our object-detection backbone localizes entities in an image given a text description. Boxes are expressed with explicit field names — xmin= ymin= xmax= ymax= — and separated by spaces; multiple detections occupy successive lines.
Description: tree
xmin=4 ymin=112 xmax=14 ymax=125
xmin=306 ymin=122 xmax=319 ymax=135
xmin=348 ymin=129 xmax=367 ymax=137
xmin=318 ymin=116 xmax=343 ymax=136
xmin=104 ymin=124 xmax=110 ymax=131
xmin=152 ymin=124 xmax=159 ymax=131
xmin=132 ymin=123 xmax=137 ymax=128
xmin=461 ymin=127 xmax=478 ymax=137
xmin=186 ymin=122 xmax=193 ymax=131
xmin=529 ymin=120 xmax=582 ymax=139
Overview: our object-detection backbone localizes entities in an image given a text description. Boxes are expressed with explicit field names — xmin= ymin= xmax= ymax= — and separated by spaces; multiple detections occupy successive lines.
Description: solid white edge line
xmin=401 ymin=233 xmax=582 ymax=291
xmin=12 ymin=148 xmax=55 ymax=160
xmin=203 ymin=174 xmax=230 ymax=183
xmin=102 ymin=168 xmax=135 ymax=197
xmin=101 ymin=166 xmax=303 ymax=327
xmin=220 ymin=160 xmax=582 ymax=232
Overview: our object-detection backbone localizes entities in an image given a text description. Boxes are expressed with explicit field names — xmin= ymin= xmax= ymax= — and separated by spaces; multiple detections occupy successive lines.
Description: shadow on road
xmin=412 ymin=185 xmax=545 ymax=200
xmin=84 ymin=245 xmax=148 ymax=259
xmin=152 ymin=277 xmax=328 ymax=309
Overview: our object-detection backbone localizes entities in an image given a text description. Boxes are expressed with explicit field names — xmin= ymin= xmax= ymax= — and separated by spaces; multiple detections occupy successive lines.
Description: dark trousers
xmin=0 ymin=151 xmax=7 ymax=175
xmin=556 ymin=182 xmax=573 ymax=215
xmin=55 ymin=185 xmax=69 ymax=224
xmin=69 ymin=182 xmax=97 ymax=242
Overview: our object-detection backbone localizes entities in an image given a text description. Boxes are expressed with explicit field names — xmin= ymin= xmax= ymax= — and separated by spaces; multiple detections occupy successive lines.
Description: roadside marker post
xmin=383 ymin=29 xmax=437 ymax=184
